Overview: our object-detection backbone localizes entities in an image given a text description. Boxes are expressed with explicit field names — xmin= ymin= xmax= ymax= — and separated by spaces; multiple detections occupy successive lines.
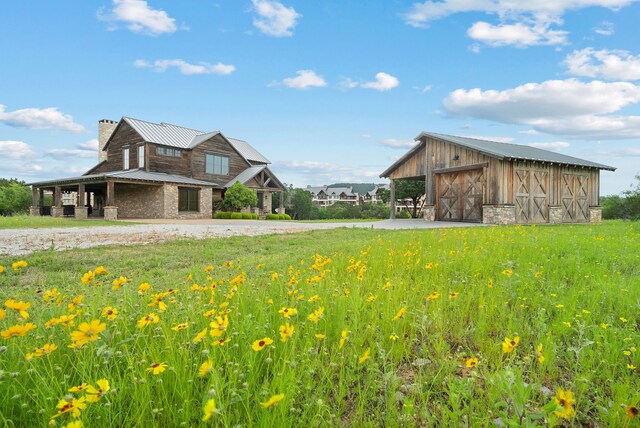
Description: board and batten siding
xmin=190 ymin=134 xmax=251 ymax=184
xmin=147 ymin=143 xmax=192 ymax=176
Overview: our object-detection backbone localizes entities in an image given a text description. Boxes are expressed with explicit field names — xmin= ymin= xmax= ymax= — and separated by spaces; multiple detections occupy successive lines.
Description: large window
xmin=205 ymin=153 xmax=229 ymax=175
xmin=178 ymin=187 xmax=199 ymax=212
xmin=138 ymin=145 xmax=145 ymax=169
xmin=123 ymin=147 xmax=129 ymax=170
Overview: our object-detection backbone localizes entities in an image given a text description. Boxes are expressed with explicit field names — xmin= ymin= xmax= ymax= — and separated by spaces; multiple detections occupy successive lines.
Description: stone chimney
xmin=98 ymin=119 xmax=118 ymax=163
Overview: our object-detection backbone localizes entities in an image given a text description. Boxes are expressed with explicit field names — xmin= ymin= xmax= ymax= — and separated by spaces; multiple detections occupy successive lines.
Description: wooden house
xmin=380 ymin=132 xmax=615 ymax=224
xmin=29 ymin=117 xmax=286 ymax=220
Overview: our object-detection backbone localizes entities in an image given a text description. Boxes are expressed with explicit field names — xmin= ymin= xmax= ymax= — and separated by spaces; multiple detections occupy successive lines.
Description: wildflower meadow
xmin=1 ymin=222 xmax=640 ymax=427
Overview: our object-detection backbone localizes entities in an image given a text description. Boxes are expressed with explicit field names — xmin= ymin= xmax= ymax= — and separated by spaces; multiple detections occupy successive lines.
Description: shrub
xmin=241 ymin=212 xmax=253 ymax=219
xmin=266 ymin=213 xmax=279 ymax=220
xmin=223 ymin=182 xmax=258 ymax=211
xmin=215 ymin=211 xmax=232 ymax=219
xmin=278 ymin=214 xmax=292 ymax=220
xmin=230 ymin=212 xmax=243 ymax=220
xmin=252 ymin=214 xmax=259 ymax=219
xmin=396 ymin=209 xmax=412 ymax=219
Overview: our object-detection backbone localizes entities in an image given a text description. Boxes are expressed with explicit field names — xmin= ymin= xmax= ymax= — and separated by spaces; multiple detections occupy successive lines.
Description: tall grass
xmin=0 ymin=215 xmax=127 ymax=229
xmin=1 ymin=221 xmax=639 ymax=427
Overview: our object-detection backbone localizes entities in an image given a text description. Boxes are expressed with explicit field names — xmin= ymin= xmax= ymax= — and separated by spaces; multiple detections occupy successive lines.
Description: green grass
xmin=296 ymin=218 xmax=382 ymax=223
xmin=0 ymin=215 xmax=131 ymax=229
xmin=1 ymin=221 xmax=640 ymax=427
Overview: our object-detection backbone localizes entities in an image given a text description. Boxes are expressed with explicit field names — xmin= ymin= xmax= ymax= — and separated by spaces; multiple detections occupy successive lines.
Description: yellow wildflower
xmin=252 ymin=337 xmax=274 ymax=351
xmin=101 ymin=306 xmax=119 ymax=321
xmin=86 ymin=379 xmax=110 ymax=402
xmin=358 ymin=348 xmax=370 ymax=365
xmin=5 ymin=299 xmax=30 ymax=319
xmin=137 ymin=313 xmax=159 ymax=329
xmin=146 ymin=362 xmax=168 ymax=375
xmin=198 ymin=359 xmax=214 ymax=377
xmin=553 ymin=389 xmax=576 ymax=420
xmin=279 ymin=323 xmax=295 ymax=342
xmin=339 ymin=329 xmax=348 ymax=349
xmin=70 ymin=320 xmax=106 ymax=346
xmin=202 ymin=398 xmax=218 ymax=421
xmin=1 ymin=323 xmax=37 ymax=340
xmin=12 ymin=260 xmax=28 ymax=271
xmin=260 ymin=393 xmax=285 ymax=408
xmin=392 ymin=307 xmax=406 ymax=321
xmin=502 ymin=336 xmax=520 ymax=354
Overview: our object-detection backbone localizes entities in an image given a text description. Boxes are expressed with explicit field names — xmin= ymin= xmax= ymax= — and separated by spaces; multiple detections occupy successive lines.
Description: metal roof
xmin=381 ymin=132 xmax=616 ymax=177
xmin=29 ymin=170 xmax=218 ymax=187
xmin=419 ymin=132 xmax=616 ymax=171
xmin=227 ymin=138 xmax=270 ymax=164
xmin=225 ymin=165 xmax=266 ymax=187
xmin=122 ymin=117 xmax=270 ymax=164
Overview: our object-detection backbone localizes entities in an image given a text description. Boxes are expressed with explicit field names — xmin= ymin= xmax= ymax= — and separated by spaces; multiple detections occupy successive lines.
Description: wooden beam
xmin=433 ymin=162 xmax=489 ymax=174
xmin=31 ymin=187 xmax=39 ymax=207
xmin=54 ymin=186 xmax=62 ymax=208
xmin=389 ymin=180 xmax=396 ymax=220
xmin=106 ymin=181 xmax=115 ymax=206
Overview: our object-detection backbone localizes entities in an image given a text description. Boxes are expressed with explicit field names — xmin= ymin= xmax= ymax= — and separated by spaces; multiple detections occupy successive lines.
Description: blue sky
xmin=1 ymin=0 xmax=639 ymax=195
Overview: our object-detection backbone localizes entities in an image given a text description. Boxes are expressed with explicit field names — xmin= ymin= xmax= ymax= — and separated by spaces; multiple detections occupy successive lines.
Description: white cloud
xmin=444 ymin=78 xmax=640 ymax=138
xmin=78 ymin=139 xmax=99 ymax=150
xmin=280 ymin=70 xmax=326 ymax=89
xmin=564 ymin=48 xmax=640 ymax=81
xmin=339 ymin=77 xmax=359 ymax=90
xmin=380 ymin=138 xmax=418 ymax=149
xmin=467 ymin=21 xmax=567 ymax=47
xmin=402 ymin=1 xmax=634 ymax=27
xmin=252 ymin=0 xmax=301 ymax=37
xmin=527 ymin=141 xmax=571 ymax=151
xmin=0 ymin=141 xmax=38 ymax=160
xmin=401 ymin=0 xmax=634 ymax=48
xmin=593 ymin=21 xmax=615 ymax=35
xmin=361 ymin=72 xmax=399 ymax=91
xmin=99 ymin=0 xmax=177 ymax=35
xmin=0 ymin=105 xmax=85 ymax=133
xmin=134 ymin=59 xmax=236 ymax=75
xmin=46 ymin=149 xmax=97 ymax=159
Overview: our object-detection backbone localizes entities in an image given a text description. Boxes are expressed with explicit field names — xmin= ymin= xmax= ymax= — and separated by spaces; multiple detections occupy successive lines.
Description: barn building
xmin=380 ymin=132 xmax=616 ymax=225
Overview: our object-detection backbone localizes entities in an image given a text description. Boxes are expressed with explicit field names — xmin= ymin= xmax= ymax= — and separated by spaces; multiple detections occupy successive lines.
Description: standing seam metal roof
xmin=420 ymin=132 xmax=616 ymax=171
xmin=122 ymin=117 xmax=270 ymax=164
xmin=28 ymin=170 xmax=218 ymax=187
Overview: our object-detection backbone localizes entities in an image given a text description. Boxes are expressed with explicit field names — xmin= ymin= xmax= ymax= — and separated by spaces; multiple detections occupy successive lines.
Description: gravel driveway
xmin=0 ymin=219 xmax=482 ymax=257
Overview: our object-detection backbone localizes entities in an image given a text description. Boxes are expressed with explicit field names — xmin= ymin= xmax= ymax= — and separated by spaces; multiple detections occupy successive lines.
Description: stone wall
xmin=589 ymin=206 xmax=602 ymax=223
xmin=482 ymin=205 xmax=516 ymax=225
xmin=115 ymin=183 xmax=165 ymax=218
xmin=164 ymin=184 xmax=213 ymax=219
xmin=422 ymin=205 xmax=435 ymax=221
xmin=548 ymin=206 xmax=563 ymax=224
xmin=262 ymin=192 xmax=272 ymax=215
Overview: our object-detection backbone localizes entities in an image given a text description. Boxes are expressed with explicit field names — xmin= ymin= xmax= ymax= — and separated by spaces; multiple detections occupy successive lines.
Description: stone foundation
xmin=51 ymin=207 xmax=64 ymax=218
xmin=277 ymin=207 xmax=286 ymax=215
xmin=548 ymin=206 xmax=563 ymax=224
xmin=104 ymin=206 xmax=118 ymax=220
xmin=29 ymin=206 xmax=40 ymax=216
xmin=74 ymin=206 xmax=88 ymax=220
xmin=422 ymin=205 xmax=435 ymax=221
xmin=482 ymin=205 xmax=516 ymax=225
xmin=589 ymin=206 xmax=602 ymax=223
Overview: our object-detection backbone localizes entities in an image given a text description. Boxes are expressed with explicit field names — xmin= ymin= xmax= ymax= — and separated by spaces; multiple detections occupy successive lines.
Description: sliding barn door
xmin=561 ymin=174 xmax=589 ymax=223
xmin=437 ymin=169 xmax=483 ymax=222
xmin=514 ymin=169 xmax=548 ymax=224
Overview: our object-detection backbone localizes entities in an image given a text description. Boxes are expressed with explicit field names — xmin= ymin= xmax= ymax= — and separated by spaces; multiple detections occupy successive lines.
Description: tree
xmin=287 ymin=188 xmax=313 ymax=220
xmin=222 ymin=182 xmax=258 ymax=211
xmin=395 ymin=179 xmax=425 ymax=218
xmin=601 ymin=173 xmax=640 ymax=220
xmin=0 ymin=181 xmax=32 ymax=215
xmin=378 ymin=187 xmax=391 ymax=204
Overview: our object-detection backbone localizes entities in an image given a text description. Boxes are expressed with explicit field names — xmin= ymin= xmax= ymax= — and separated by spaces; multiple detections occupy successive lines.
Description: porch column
xmin=51 ymin=186 xmax=64 ymax=217
xmin=389 ymin=180 xmax=396 ymax=220
xmin=30 ymin=187 xmax=40 ymax=216
xmin=277 ymin=191 xmax=285 ymax=214
xmin=75 ymin=183 xmax=88 ymax=219
xmin=104 ymin=181 xmax=118 ymax=220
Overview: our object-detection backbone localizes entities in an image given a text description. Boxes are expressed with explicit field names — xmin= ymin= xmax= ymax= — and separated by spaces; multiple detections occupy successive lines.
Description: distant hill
xmin=327 ymin=183 xmax=387 ymax=195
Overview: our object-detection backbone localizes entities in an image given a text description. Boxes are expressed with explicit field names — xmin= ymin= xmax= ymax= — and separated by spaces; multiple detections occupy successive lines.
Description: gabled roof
xmin=381 ymin=132 xmax=616 ymax=177
xmin=418 ymin=132 xmax=616 ymax=171
xmin=225 ymin=165 xmax=285 ymax=190
xmin=29 ymin=170 xmax=218 ymax=187
xmin=119 ymin=117 xmax=270 ymax=164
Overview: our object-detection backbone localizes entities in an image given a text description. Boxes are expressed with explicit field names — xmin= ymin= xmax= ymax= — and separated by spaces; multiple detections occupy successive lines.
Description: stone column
xmin=422 ymin=205 xmax=435 ymax=221
xmin=103 ymin=206 xmax=118 ymax=220
xmin=548 ymin=206 xmax=563 ymax=224
xmin=30 ymin=187 xmax=40 ymax=216
xmin=103 ymin=181 xmax=117 ymax=220
xmin=589 ymin=206 xmax=602 ymax=223
xmin=389 ymin=180 xmax=396 ymax=220
xmin=277 ymin=192 xmax=285 ymax=214
xmin=51 ymin=186 xmax=64 ymax=217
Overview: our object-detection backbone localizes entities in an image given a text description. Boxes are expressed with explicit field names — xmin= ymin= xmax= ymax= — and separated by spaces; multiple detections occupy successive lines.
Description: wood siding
xmin=92 ymin=121 xmax=145 ymax=174
xmin=147 ymin=143 xmax=191 ymax=176
xmin=191 ymin=134 xmax=251 ymax=184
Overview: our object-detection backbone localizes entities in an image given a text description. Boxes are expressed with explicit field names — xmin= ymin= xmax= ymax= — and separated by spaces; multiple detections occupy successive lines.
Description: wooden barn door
xmin=515 ymin=169 xmax=548 ymax=224
xmin=561 ymin=174 xmax=589 ymax=223
xmin=437 ymin=169 xmax=483 ymax=222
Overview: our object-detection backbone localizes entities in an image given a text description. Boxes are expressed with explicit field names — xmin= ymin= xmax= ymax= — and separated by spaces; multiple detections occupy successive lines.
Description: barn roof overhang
xmin=379 ymin=140 xmax=426 ymax=178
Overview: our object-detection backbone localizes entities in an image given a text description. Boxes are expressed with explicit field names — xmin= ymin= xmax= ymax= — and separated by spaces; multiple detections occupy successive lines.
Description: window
xmin=157 ymin=147 xmax=165 ymax=155
xmin=166 ymin=148 xmax=174 ymax=156
xmin=123 ymin=147 xmax=129 ymax=170
xmin=205 ymin=153 xmax=229 ymax=175
xmin=157 ymin=146 xmax=181 ymax=157
xmin=174 ymin=149 xmax=181 ymax=157
xmin=138 ymin=145 xmax=145 ymax=169
xmin=178 ymin=187 xmax=199 ymax=212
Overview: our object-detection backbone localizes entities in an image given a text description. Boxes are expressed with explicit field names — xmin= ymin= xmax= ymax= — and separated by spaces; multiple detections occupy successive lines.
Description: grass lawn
xmin=1 ymin=221 xmax=639 ymax=426
xmin=296 ymin=218 xmax=382 ymax=223
xmin=0 ymin=215 xmax=131 ymax=229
